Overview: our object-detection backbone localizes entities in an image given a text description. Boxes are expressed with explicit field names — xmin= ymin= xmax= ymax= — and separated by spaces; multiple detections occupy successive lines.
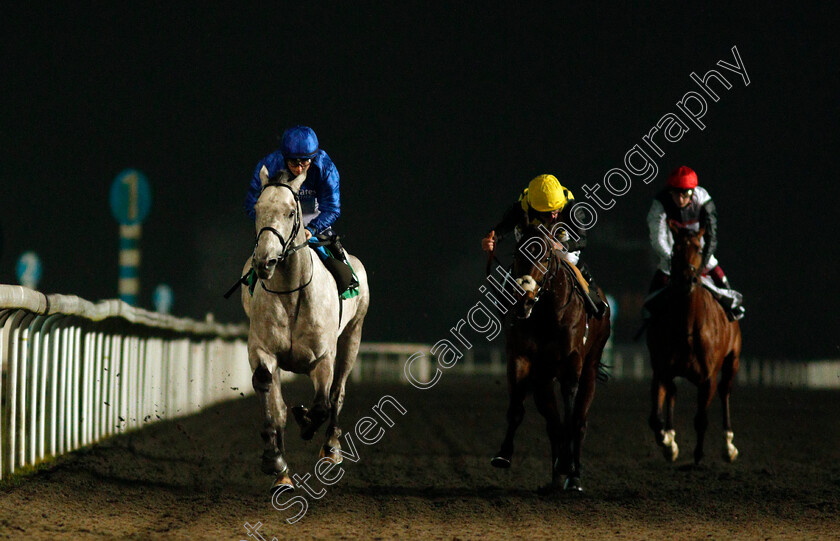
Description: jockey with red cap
xmin=646 ymin=166 xmax=744 ymax=319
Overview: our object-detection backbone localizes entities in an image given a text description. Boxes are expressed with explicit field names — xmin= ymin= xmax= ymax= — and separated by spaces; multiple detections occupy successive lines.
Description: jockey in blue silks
xmin=245 ymin=125 xmax=358 ymax=297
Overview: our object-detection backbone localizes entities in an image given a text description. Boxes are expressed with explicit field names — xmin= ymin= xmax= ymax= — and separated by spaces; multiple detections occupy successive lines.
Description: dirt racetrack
xmin=1 ymin=375 xmax=838 ymax=540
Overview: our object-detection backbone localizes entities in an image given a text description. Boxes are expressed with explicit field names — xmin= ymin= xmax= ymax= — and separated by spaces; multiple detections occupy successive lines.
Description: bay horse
xmin=646 ymin=225 xmax=741 ymax=465
xmin=491 ymin=226 xmax=611 ymax=491
xmin=241 ymin=167 xmax=369 ymax=492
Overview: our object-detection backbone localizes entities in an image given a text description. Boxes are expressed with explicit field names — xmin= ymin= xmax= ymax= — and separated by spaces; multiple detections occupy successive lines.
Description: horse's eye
xmin=289 ymin=210 xmax=296 ymax=218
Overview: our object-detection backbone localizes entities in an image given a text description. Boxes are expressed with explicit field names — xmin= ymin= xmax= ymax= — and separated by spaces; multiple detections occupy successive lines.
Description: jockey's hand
xmin=482 ymin=231 xmax=496 ymax=252
xmin=304 ymin=229 xmax=312 ymax=240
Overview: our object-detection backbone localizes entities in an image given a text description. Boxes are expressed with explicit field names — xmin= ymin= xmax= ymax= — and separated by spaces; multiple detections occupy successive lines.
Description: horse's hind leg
xmin=649 ymin=376 xmax=679 ymax=461
xmin=322 ymin=317 xmax=364 ymax=462
xmin=491 ymin=354 xmax=530 ymax=468
xmin=533 ymin=378 xmax=564 ymax=488
xmin=719 ymin=351 xmax=739 ymax=462
xmin=693 ymin=376 xmax=718 ymax=465
xmin=251 ymin=350 xmax=293 ymax=491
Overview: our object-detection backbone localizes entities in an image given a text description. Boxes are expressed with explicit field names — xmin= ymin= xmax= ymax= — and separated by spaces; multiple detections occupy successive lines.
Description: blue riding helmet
xmin=281 ymin=126 xmax=319 ymax=159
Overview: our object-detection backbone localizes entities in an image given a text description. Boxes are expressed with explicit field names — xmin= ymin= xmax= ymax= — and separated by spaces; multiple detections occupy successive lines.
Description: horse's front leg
xmin=719 ymin=350 xmax=739 ymax=462
xmin=491 ymin=354 xmax=530 ymax=469
xmin=558 ymin=375 xmax=578 ymax=481
xmin=292 ymin=352 xmax=334 ymax=441
xmin=251 ymin=348 xmax=292 ymax=490
xmin=565 ymin=355 xmax=597 ymax=492
xmin=534 ymin=378 xmax=564 ymax=488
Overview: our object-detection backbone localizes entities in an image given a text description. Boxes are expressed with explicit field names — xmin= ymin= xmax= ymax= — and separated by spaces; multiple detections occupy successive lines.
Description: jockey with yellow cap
xmin=482 ymin=174 xmax=608 ymax=318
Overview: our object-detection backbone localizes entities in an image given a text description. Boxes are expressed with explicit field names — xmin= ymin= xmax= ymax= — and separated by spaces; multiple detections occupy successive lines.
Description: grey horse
xmin=241 ymin=167 xmax=370 ymax=492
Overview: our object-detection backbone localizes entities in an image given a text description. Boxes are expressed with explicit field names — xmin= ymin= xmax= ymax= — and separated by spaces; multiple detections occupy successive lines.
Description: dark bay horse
xmin=646 ymin=225 xmax=741 ymax=464
xmin=491 ymin=226 xmax=611 ymax=491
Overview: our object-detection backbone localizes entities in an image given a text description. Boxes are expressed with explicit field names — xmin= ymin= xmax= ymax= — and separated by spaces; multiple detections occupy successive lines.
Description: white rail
xmin=0 ymin=285 xmax=251 ymax=479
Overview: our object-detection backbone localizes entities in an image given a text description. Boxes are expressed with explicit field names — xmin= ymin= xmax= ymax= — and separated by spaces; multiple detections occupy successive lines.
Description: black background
xmin=1 ymin=4 xmax=837 ymax=358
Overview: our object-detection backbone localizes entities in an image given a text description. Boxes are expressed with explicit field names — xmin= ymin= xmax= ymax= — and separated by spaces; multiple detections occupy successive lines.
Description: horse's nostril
xmin=267 ymin=258 xmax=279 ymax=267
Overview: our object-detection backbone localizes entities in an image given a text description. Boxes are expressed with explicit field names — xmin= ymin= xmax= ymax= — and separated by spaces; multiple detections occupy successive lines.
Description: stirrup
xmin=728 ymin=305 xmax=745 ymax=321
xmin=583 ymin=290 xmax=606 ymax=319
xmin=591 ymin=293 xmax=607 ymax=319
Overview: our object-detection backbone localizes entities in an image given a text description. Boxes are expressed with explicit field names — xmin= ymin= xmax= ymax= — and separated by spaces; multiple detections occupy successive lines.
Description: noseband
xmin=255 ymin=182 xmax=310 ymax=263
xmin=253 ymin=181 xmax=315 ymax=296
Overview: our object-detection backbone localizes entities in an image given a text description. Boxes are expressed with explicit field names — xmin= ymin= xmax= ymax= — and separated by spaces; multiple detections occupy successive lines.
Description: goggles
xmin=287 ymin=158 xmax=312 ymax=167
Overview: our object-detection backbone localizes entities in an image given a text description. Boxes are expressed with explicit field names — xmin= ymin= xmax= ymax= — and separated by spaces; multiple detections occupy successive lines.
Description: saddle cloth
xmin=643 ymin=276 xmax=743 ymax=311
xmin=558 ymin=258 xmax=590 ymax=294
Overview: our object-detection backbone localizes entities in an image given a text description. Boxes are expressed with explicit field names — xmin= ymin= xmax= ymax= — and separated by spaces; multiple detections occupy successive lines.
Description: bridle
xmin=517 ymin=244 xmax=571 ymax=309
xmin=671 ymin=234 xmax=703 ymax=291
xmin=254 ymin=182 xmax=313 ymax=295
xmin=255 ymin=182 xmax=310 ymax=264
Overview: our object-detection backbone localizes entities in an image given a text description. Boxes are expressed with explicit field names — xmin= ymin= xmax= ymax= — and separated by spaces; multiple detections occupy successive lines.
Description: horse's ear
xmin=289 ymin=170 xmax=307 ymax=192
xmin=259 ymin=165 xmax=271 ymax=188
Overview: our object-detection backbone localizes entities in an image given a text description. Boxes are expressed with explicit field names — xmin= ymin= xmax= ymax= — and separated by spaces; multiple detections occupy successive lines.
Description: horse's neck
xmin=264 ymin=245 xmax=312 ymax=297
xmin=669 ymin=284 xmax=706 ymax=327
xmin=548 ymin=261 xmax=575 ymax=307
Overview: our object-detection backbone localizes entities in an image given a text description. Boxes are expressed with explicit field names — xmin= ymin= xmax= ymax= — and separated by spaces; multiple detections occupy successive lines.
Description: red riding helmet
xmin=667 ymin=166 xmax=698 ymax=190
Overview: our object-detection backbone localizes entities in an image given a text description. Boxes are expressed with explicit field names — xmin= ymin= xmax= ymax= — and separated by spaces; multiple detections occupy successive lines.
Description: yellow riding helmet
xmin=524 ymin=174 xmax=568 ymax=212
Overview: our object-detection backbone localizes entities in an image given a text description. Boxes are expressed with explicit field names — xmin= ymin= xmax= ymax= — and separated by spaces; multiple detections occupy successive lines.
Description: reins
xmin=255 ymin=182 xmax=309 ymax=263
xmin=260 ymin=249 xmax=315 ymax=295
xmin=255 ymin=181 xmax=313 ymax=296
xmin=552 ymin=258 xmax=576 ymax=311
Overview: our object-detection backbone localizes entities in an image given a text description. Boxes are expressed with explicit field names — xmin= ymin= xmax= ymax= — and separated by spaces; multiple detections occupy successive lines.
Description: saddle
xmin=560 ymin=259 xmax=590 ymax=294
xmin=311 ymin=234 xmax=360 ymax=300
xmin=557 ymin=258 xmax=602 ymax=318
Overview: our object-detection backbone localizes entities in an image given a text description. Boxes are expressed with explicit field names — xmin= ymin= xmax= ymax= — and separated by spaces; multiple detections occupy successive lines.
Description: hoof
xmin=292 ymin=404 xmax=328 ymax=441
xmin=491 ymin=455 xmax=512 ymax=469
xmin=292 ymin=405 xmax=310 ymax=428
xmin=319 ymin=445 xmax=343 ymax=465
xmin=261 ymin=452 xmax=289 ymax=475
xmin=724 ymin=431 xmax=739 ymax=462
xmin=724 ymin=446 xmax=739 ymax=463
xmin=662 ymin=441 xmax=679 ymax=462
xmin=270 ymin=473 xmax=294 ymax=494
xmin=563 ymin=476 xmax=583 ymax=492
xmin=659 ymin=429 xmax=679 ymax=462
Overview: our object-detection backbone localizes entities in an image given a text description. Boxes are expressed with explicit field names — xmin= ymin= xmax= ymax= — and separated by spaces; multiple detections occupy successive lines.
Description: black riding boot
xmin=578 ymin=262 xmax=608 ymax=319
xmin=323 ymin=237 xmax=359 ymax=296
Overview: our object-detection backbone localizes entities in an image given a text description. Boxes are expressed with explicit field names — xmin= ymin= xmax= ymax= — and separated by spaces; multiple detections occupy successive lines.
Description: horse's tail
xmin=596 ymin=359 xmax=611 ymax=383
